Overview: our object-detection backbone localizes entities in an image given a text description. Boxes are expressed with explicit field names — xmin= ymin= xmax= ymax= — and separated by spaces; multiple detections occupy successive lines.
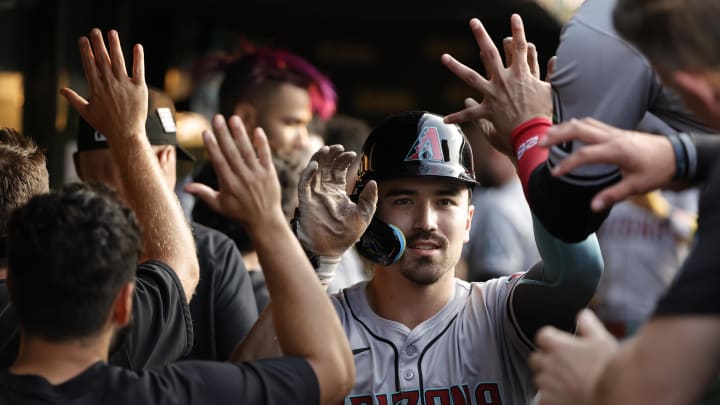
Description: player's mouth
xmin=407 ymin=240 xmax=441 ymax=256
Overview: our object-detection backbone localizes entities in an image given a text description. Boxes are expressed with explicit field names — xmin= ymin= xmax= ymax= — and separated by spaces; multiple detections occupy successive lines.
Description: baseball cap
xmin=76 ymin=88 xmax=195 ymax=162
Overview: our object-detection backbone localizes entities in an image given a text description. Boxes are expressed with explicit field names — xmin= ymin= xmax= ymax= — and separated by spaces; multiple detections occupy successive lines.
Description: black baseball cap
xmin=76 ymin=88 xmax=195 ymax=162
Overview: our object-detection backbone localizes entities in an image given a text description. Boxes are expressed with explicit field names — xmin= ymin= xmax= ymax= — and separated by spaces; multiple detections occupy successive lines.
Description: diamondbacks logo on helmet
xmin=405 ymin=127 xmax=445 ymax=162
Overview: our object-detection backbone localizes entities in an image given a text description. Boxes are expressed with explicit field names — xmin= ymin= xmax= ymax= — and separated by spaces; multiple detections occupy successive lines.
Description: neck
xmin=10 ymin=330 xmax=111 ymax=385
xmin=0 ymin=266 xmax=6 ymax=280
xmin=366 ymin=268 xmax=455 ymax=330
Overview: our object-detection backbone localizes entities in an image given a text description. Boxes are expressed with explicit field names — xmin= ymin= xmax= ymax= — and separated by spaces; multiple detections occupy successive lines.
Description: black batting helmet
xmin=353 ymin=111 xmax=476 ymax=196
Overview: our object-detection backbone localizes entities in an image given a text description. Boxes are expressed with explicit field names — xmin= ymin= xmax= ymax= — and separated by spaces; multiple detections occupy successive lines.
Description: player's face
xmin=376 ymin=177 xmax=474 ymax=285
xmin=254 ymin=82 xmax=313 ymax=164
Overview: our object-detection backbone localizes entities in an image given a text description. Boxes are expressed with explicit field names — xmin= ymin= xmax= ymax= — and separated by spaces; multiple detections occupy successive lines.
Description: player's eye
xmin=391 ymin=198 xmax=412 ymax=206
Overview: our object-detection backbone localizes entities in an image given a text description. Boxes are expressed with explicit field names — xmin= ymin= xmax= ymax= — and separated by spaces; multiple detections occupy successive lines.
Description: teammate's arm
xmin=60 ymin=29 xmax=199 ymax=302
xmin=186 ymin=115 xmax=355 ymax=405
xmin=442 ymin=14 xmax=609 ymax=243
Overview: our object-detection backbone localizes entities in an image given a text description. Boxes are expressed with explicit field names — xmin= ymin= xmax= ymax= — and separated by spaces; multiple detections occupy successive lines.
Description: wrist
xmin=511 ymin=117 xmax=553 ymax=195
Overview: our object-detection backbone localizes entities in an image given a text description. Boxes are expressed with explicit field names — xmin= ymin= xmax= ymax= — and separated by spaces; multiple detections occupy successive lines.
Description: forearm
xmin=512 ymin=216 xmax=603 ymax=338
xmin=249 ymin=212 xmax=353 ymax=404
xmin=593 ymin=317 xmax=720 ymax=405
xmin=111 ymin=135 xmax=199 ymax=301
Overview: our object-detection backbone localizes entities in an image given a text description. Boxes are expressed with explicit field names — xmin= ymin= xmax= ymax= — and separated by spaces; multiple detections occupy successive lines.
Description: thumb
xmin=576 ymin=309 xmax=609 ymax=338
xmin=357 ymin=180 xmax=378 ymax=223
xmin=545 ymin=56 xmax=557 ymax=83
xmin=184 ymin=182 xmax=221 ymax=213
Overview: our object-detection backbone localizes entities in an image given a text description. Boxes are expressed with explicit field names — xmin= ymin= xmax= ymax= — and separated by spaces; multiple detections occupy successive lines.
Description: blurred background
xmin=0 ymin=0 xmax=583 ymax=187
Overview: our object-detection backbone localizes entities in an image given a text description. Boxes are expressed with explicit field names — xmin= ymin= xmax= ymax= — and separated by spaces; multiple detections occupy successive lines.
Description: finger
xmin=502 ymin=37 xmax=513 ymax=67
xmin=318 ymin=145 xmax=341 ymax=183
xmin=331 ymin=151 xmax=356 ymax=185
xmin=550 ymin=143 xmax=621 ymax=177
xmin=89 ymin=28 xmax=113 ymax=82
xmin=184 ymin=182 xmax=221 ymax=213
xmin=545 ymin=56 xmax=557 ymax=83
xmin=510 ymin=14 xmax=530 ymax=75
xmin=540 ymin=119 xmax=610 ymax=147
xmin=229 ymin=115 xmax=259 ymax=167
xmin=528 ymin=43 xmax=540 ymax=79
xmin=252 ymin=127 xmax=274 ymax=172
xmin=444 ymin=104 xmax=489 ymax=125
xmin=534 ymin=325 xmax=576 ymax=350
xmin=528 ymin=351 xmax=545 ymax=373
xmin=78 ymin=36 xmax=100 ymax=93
xmin=202 ymin=129 xmax=241 ymax=193
xmin=356 ymin=180 xmax=378 ymax=223
xmin=132 ymin=44 xmax=145 ymax=84
xmin=464 ymin=97 xmax=480 ymax=108
xmin=576 ymin=309 xmax=613 ymax=339
xmin=60 ymin=87 xmax=89 ymax=116
xmin=299 ymin=160 xmax=320 ymax=203
xmin=107 ymin=30 xmax=128 ymax=79
xmin=591 ymin=181 xmax=637 ymax=212
xmin=469 ymin=18 xmax=504 ymax=80
xmin=441 ymin=53 xmax=490 ymax=94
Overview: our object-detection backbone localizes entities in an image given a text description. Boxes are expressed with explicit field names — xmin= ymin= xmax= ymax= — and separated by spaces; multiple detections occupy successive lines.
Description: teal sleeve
xmin=509 ymin=215 xmax=604 ymax=348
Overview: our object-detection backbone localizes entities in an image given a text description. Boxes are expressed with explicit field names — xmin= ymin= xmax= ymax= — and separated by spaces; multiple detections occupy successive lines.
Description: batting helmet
xmin=353 ymin=111 xmax=476 ymax=196
xmin=351 ymin=111 xmax=476 ymax=265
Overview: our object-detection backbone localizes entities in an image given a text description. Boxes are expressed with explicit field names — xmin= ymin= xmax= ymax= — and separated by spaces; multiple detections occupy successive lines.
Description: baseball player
xmin=232 ymin=110 xmax=604 ymax=404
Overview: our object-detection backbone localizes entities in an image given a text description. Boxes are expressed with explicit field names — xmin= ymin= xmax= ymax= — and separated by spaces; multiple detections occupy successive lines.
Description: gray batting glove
xmin=296 ymin=145 xmax=378 ymax=258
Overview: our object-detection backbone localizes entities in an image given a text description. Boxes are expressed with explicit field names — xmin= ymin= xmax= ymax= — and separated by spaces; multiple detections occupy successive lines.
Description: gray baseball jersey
xmin=331 ymin=277 xmax=534 ymax=405
xmin=549 ymin=0 xmax=712 ymax=185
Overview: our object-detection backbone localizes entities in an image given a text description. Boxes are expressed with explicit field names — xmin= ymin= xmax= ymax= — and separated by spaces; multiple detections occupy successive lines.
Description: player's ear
xmin=464 ymin=203 xmax=474 ymax=243
xmin=232 ymin=102 xmax=257 ymax=131
xmin=111 ymin=282 xmax=134 ymax=327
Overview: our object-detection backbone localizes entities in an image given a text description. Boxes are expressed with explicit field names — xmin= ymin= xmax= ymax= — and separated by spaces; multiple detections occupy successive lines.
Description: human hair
xmin=0 ymin=128 xmax=49 ymax=237
xmin=6 ymin=182 xmax=141 ymax=341
xmin=614 ymin=0 xmax=720 ymax=71
xmin=218 ymin=48 xmax=336 ymax=120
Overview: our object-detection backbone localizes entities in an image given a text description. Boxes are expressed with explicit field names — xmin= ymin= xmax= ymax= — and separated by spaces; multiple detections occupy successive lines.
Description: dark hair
xmin=0 ymin=128 xmax=48 ymax=237
xmin=6 ymin=182 xmax=141 ymax=341
xmin=219 ymin=48 xmax=336 ymax=120
xmin=614 ymin=0 xmax=720 ymax=71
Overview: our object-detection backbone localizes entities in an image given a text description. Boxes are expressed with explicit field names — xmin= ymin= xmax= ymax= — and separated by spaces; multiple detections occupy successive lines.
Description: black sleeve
xmin=146 ymin=357 xmax=319 ymax=405
xmin=692 ymin=133 xmax=720 ymax=182
xmin=654 ymin=161 xmax=720 ymax=316
xmin=188 ymin=224 xmax=259 ymax=361
xmin=109 ymin=260 xmax=193 ymax=370
xmin=527 ymin=163 xmax=614 ymax=243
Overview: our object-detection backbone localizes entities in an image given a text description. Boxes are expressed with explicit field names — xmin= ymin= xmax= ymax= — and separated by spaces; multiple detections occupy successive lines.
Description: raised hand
xmin=295 ymin=145 xmax=378 ymax=257
xmin=60 ymin=29 xmax=147 ymax=145
xmin=185 ymin=114 xmax=283 ymax=231
xmin=530 ymin=310 xmax=618 ymax=405
xmin=539 ymin=118 xmax=676 ymax=211
xmin=442 ymin=14 xmax=552 ymax=151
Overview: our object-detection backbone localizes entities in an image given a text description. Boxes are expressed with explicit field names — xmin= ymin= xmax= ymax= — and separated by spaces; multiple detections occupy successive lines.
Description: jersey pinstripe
xmin=331 ymin=277 xmax=534 ymax=405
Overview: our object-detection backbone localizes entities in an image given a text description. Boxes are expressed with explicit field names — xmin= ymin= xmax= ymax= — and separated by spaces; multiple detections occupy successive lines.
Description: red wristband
xmin=510 ymin=117 xmax=552 ymax=195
